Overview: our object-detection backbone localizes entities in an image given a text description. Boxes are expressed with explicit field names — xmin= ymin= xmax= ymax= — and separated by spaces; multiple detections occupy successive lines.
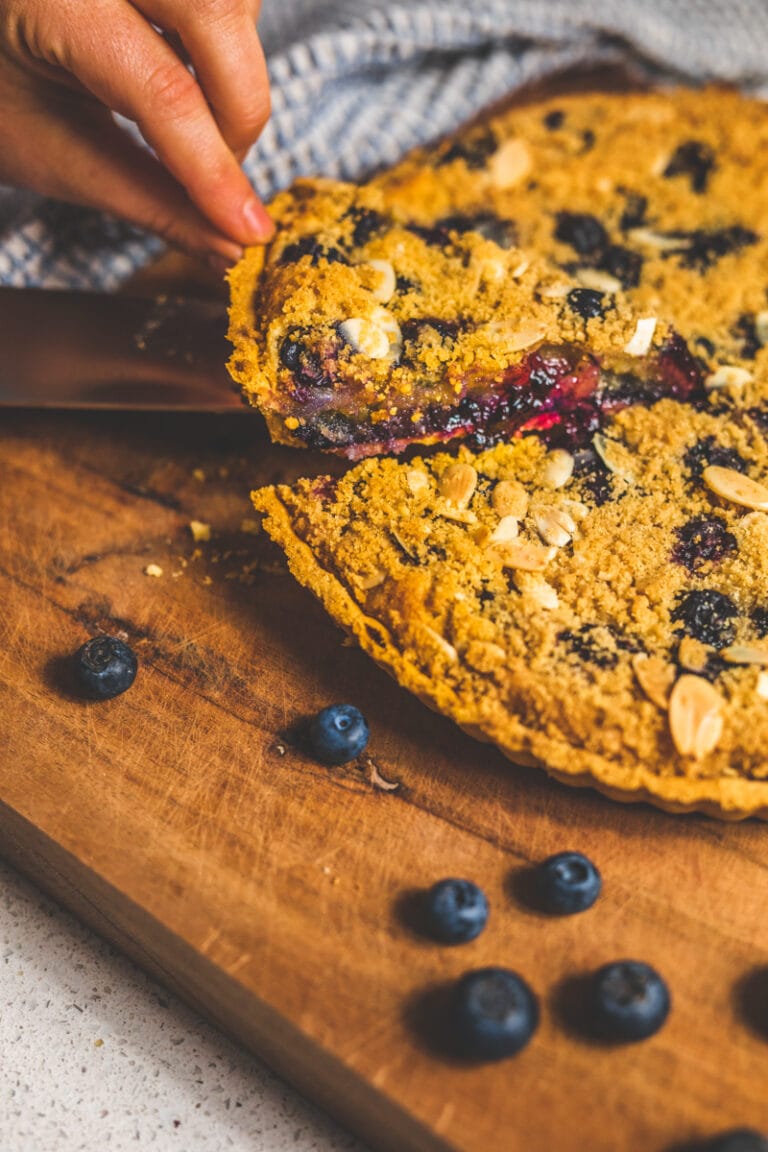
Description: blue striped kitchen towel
xmin=1 ymin=0 xmax=767 ymax=290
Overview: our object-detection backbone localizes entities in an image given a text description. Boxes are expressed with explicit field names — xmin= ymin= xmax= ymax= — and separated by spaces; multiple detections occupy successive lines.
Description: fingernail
xmin=243 ymin=197 xmax=275 ymax=242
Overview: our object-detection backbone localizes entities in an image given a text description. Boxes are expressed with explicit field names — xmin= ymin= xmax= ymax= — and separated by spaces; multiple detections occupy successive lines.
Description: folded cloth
xmin=1 ymin=0 xmax=767 ymax=290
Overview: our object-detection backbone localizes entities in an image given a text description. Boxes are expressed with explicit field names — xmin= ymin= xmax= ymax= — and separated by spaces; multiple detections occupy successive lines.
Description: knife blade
xmin=0 ymin=288 xmax=246 ymax=410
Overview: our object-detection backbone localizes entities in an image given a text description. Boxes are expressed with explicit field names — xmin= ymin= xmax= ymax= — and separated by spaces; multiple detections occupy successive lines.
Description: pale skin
xmin=0 ymin=0 xmax=275 ymax=269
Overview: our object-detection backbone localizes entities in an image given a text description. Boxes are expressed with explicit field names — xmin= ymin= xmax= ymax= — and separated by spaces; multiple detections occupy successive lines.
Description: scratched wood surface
xmin=2 ymin=368 xmax=768 ymax=1152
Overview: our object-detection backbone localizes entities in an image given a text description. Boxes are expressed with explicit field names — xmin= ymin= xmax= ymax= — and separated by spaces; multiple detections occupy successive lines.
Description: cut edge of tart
xmin=227 ymin=179 xmax=699 ymax=460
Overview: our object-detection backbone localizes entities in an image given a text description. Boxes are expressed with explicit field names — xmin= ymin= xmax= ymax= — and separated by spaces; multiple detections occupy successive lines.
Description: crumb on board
xmin=143 ymin=563 xmax=163 ymax=578
xmin=240 ymin=518 xmax=261 ymax=535
xmin=189 ymin=520 xmax=211 ymax=542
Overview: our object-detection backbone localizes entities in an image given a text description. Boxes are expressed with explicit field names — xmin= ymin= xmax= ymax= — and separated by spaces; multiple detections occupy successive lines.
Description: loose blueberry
xmin=672 ymin=590 xmax=738 ymax=649
xmin=567 ymin=288 xmax=605 ymax=320
xmin=672 ymin=517 xmax=738 ymax=573
xmin=453 ymin=967 xmax=539 ymax=1060
xmin=663 ymin=140 xmax=715 ymax=194
xmin=701 ymin=1130 xmax=768 ymax=1152
xmin=308 ymin=703 xmax=369 ymax=764
xmin=423 ymin=878 xmax=489 ymax=944
xmin=72 ymin=636 xmax=138 ymax=701
xmin=554 ymin=212 xmax=608 ymax=257
xmin=533 ymin=851 xmax=602 ymax=915
xmin=590 ymin=959 xmax=670 ymax=1042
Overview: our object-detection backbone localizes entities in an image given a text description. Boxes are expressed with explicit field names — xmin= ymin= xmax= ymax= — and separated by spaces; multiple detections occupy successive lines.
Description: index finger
xmin=63 ymin=0 xmax=273 ymax=244
xmin=137 ymin=0 xmax=271 ymax=156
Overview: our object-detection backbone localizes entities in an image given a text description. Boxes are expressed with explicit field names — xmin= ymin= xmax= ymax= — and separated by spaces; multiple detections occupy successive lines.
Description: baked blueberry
xmin=618 ymin=191 xmax=648 ymax=230
xmin=533 ymin=851 xmax=602 ymax=914
xmin=672 ymin=517 xmax=738 ymax=573
xmin=663 ymin=139 xmax=716 ymax=194
xmin=590 ymin=960 xmax=670 ymax=1042
xmin=672 ymin=226 xmax=758 ymax=272
xmin=554 ymin=212 xmax=608 ymax=257
xmin=567 ymin=288 xmax=605 ymax=320
xmin=672 ymin=590 xmax=738 ymax=649
xmin=72 ymin=636 xmax=138 ymax=701
xmin=308 ymin=703 xmax=369 ymax=764
xmin=424 ymin=878 xmax=489 ymax=944
xmin=437 ymin=127 xmax=497 ymax=169
xmin=438 ymin=213 xmax=518 ymax=249
xmin=453 ymin=967 xmax=539 ymax=1060
xmin=752 ymin=607 xmax=768 ymax=638
xmin=599 ymin=244 xmax=642 ymax=289
xmin=684 ymin=437 xmax=748 ymax=478
xmin=543 ymin=108 xmax=565 ymax=130
xmin=701 ymin=1130 xmax=768 ymax=1152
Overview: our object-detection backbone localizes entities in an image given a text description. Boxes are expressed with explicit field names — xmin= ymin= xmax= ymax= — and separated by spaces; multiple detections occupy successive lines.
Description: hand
xmin=0 ymin=0 xmax=274 ymax=265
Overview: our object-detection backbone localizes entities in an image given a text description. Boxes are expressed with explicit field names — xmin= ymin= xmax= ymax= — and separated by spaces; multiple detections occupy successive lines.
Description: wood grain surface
xmin=2 ymin=362 xmax=768 ymax=1152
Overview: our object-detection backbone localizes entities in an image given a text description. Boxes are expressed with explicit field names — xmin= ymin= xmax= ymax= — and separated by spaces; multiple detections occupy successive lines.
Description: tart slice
xmin=252 ymin=392 xmax=768 ymax=819
xmin=229 ymin=85 xmax=767 ymax=459
xmin=227 ymin=178 xmax=697 ymax=459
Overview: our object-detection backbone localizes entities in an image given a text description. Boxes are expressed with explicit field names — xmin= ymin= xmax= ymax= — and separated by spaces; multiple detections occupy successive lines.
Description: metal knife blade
xmin=0 ymin=288 xmax=245 ymax=410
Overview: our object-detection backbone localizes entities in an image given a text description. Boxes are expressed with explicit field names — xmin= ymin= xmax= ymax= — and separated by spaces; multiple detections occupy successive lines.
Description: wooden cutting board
xmin=2 ymin=292 xmax=768 ymax=1152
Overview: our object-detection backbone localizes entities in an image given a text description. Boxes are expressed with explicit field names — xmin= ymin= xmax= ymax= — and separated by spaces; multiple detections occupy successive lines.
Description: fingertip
xmin=242 ymin=197 xmax=275 ymax=243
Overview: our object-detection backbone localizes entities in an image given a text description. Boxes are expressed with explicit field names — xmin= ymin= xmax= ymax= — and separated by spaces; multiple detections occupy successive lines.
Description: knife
xmin=0 ymin=287 xmax=245 ymax=410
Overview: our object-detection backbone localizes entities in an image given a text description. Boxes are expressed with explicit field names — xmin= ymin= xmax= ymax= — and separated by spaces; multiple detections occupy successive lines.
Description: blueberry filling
xmin=672 ymin=590 xmax=738 ymax=649
xmin=685 ymin=436 xmax=748 ymax=478
xmin=279 ymin=330 xmax=334 ymax=393
xmin=663 ymin=139 xmax=715 ymax=194
xmin=672 ymin=517 xmax=738 ymax=572
xmin=344 ymin=206 xmax=388 ymax=247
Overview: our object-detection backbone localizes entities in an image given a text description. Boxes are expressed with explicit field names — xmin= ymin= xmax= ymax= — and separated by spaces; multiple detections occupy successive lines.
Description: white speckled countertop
xmin=0 ymin=861 xmax=370 ymax=1152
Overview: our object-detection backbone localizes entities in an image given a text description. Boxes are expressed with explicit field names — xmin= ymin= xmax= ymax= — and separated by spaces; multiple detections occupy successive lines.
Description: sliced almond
xmin=359 ymin=258 xmax=396 ymax=303
xmin=757 ymin=671 xmax=768 ymax=699
xmin=576 ymin=268 xmax=622 ymax=294
xmin=623 ymin=317 xmax=657 ymax=357
xmin=358 ymin=568 xmax=387 ymax=590
xmin=479 ymin=318 xmax=546 ymax=353
xmin=439 ymin=462 xmax=477 ymax=508
xmin=756 ymin=310 xmax=768 ymax=347
xmin=678 ymin=636 xmax=714 ymax=673
xmin=628 ymin=227 xmax=693 ymax=252
xmin=702 ymin=465 xmax=768 ymax=511
xmin=423 ymin=626 xmax=458 ymax=663
xmin=560 ymin=498 xmax=589 ymax=522
xmin=521 ymin=574 xmax=560 ymax=610
xmin=721 ymin=645 xmax=768 ymax=666
xmin=490 ymin=540 xmax=557 ymax=571
xmin=537 ymin=280 xmax=572 ymax=300
xmin=593 ymin=433 xmax=635 ymax=482
xmin=541 ymin=449 xmax=574 ymax=489
xmin=339 ymin=306 xmax=401 ymax=363
xmin=533 ymin=508 xmax=576 ymax=548
xmin=406 ymin=468 xmax=430 ymax=495
xmin=464 ymin=640 xmax=507 ymax=673
xmin=490 ymin=515 xmax=520 ymax=543
xmin=704 ymin=365 xmax=752 ymax=393
xmin=668 ymin=674 xmax=724 ymax=759
xmin=492 ymin=479 xmax=529 ymax=519
xmin=632 ymin=655 xmax=676 ymax=710
xmin=487 ymin=138 xmax=532 ymax=189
